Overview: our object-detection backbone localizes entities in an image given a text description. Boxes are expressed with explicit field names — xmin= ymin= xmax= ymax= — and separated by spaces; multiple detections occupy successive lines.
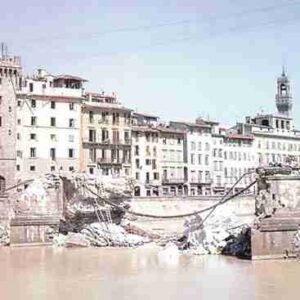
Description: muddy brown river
xmin=0 ymin=245 xmax=299 ymax=300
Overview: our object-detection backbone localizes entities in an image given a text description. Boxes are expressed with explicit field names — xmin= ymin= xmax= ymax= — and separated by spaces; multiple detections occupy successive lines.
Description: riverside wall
xmin=128 ymin=195 xmax=255 ymax=234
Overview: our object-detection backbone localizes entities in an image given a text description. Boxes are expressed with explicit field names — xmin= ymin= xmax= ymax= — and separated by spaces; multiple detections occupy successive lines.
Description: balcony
xmin=190 ymin=178 xmax=213 ymax=185
xmin=83 ymin=138 xmax=131 ymax=148
xmin=162 ymin=178 xmax=186 ymax=185
xmin=97 ymin=158 xmax=122 ymax=165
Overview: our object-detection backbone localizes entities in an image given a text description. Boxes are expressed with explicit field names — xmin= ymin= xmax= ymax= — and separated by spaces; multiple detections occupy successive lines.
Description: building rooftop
xmin=54 ymin=74 xmax=88 ymax=82
xmin=133 ymin=112 xmax=160 ymax=120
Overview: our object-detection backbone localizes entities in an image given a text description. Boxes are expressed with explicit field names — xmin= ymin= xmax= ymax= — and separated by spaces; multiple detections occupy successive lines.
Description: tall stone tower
xmin=275 ymin=68 xmax=292 ymax=117
xmin=0 ymin=45 xmax=22 ymax=191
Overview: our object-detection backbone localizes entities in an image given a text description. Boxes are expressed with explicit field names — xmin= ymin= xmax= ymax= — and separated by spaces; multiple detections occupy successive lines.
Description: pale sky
xmin=1 ymin=0 xmax=300 ymax=127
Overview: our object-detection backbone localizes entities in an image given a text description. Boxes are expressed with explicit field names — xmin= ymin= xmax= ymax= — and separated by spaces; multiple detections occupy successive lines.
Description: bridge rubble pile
xmin=157 ymin=206 xmax=252 ymax=258
xmin=0 ymin=225 xmax=9 ymax=246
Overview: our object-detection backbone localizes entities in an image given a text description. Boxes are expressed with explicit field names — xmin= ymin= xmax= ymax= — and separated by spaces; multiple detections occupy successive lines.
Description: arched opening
xmin=0 ymin=176 xmax=6 ymax=193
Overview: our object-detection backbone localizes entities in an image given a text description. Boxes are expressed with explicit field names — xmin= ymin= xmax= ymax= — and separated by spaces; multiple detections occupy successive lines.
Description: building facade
xmin=16 ymin=69 xmax=85 ymax=180
xmin=81 ymin=92 xmax=132 ymax=177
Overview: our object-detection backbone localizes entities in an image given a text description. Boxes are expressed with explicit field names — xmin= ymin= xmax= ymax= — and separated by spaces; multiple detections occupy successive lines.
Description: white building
xmin=16 ymin=69 xmax=86 ymax=180
xmin=170 ymin=119 xmax=216 ymax=196
xmin=233 ymin=70 xmax=300 ymax=170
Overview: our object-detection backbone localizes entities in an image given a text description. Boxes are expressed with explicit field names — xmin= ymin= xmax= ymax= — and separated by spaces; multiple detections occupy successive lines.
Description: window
xmin=30 ymin=133 xmax=36 ymax=140
xmin=69 ymin=166 xmax=74 ymax=172
xmin=0 ymin=116 xmax=1 ymax=127
xmin=89 ymin=111 xmax=94 ymax=123
xmin=135 ymin=159 xmax=140 ymax=168
xmin=69 ymin=118 xmax=74 ymax=128
xmin=17 ymin=133 xmax=20 ymax=140
xmin=31 ymin=116 xmax=37 ymax=126
xmin=0 ymin=78 xmax=2 ymax=85
xmin=50 ymin=117 xmax=56 ymax=127
xmin=30 ymin=147 xmax=36 ymax=158
xmin=50 ymin=148 xmax=56 ymax=160
xmin=31 ymin=99 xmax=36 ymax=108
xmin=29 ymin=83 xmax=33 ymax=92
xmin=135 ymin=172 xmax=140 ymax=180
xmin=50 ymin=166 xmax=55 ymax=172
xmin=191 ymin=141 xmax=196 ymax=151
xmin=51 ymin=101 xmax=55 ymax=109
xmin=50 ymin=134 xmax=56 ymax=141
xmin=69 ymin=148 xmax=74 ymax=158
xmin=135 ymin=145 xmax=139 ymax=156
xmin=0 ymin=96 xmax=2 ymax=104
xmin=191 ymin=154 xmax=195 ymax=164
xmin=89 ymin=130 xmax=96 ymax=142
xmin=69 ymin=103 xmax=74 ymax=110
xmin=145 ymin=159 xmax=151 ymax=165
xmin=16 ymin=165 xmax=20 ymax=171
xmin=30 ymin=165 xmax=36 ymax=171
xmin=154 ymin=172 xmax=159 ymax=180
xmin=198 ymin=154 xmax=202 ymax=164
xmin=17 ymin=119 xmax=21 ymax=125
xmin=205 ymin=155 xmax=209 ymax=165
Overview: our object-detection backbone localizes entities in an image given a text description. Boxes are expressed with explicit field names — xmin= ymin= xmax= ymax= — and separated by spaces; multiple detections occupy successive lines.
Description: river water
xmin=0 ymin=245 xmax=299 ymax=300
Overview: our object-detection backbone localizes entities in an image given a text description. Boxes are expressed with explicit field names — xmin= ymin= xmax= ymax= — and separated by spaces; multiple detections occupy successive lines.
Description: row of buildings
xmin=1 ymin=50 xmax=300 ymax=197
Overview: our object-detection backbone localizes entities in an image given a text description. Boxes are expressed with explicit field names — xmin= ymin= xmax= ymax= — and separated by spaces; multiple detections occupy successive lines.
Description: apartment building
xmin=223 ymin=133 xmax=256 ymax=194
xmin=16 ymin=69 xmax=85 ymax=179
xmin=170 ymin=119 xmax=215 ymax=196
xmin=159 ymin=126 xmax=186 ymax=196
xmin=131 ymin=112 xmax=160 ymax=196
xmin=0 ymin=52 xmax=22 ymax=190
xmin=81 ymin=92 xmax=132 ymax=176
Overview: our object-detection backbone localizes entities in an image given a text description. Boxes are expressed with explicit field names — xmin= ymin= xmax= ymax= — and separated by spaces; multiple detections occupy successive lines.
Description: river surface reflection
xmin=0 ymin=245 xmax=299 ymax=300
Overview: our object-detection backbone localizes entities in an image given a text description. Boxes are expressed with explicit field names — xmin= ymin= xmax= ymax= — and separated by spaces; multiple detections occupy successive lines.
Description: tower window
xmin=68 ymin=148 xmax=74 ymax=158
xmin=29 ymin=83 xmax=34 ymax=92
xmin=69 ymin=119 xmax=75 ymax=128
xmin=31 ymin=99 xmax=36 ymax=108
xmin=51 ymin=101 xmax=56 ymax=109
xmin=30 ymin=147 xmax=36 ymax=158
xmin=31 ymin=116 xmax=37 ymax=126
xmin=50 ymin=117 xmax=56 ymax=126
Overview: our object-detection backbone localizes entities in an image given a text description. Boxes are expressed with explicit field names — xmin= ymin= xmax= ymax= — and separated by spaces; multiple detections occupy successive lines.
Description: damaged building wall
xmin=9 ymin=175 xmax=63 ymax=245
xmin=252 ymin=169 xmax=300 ymax=259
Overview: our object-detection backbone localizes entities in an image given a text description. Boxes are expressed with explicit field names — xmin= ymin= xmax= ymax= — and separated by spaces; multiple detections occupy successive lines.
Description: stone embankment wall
xmin=129 ymin=195 xmax=255 ymax=234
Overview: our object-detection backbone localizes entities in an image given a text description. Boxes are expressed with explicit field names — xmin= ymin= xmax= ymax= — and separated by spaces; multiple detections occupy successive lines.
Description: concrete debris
xmin=64 ymin=232 xmax=90 ymax=248
xmin=81 ymin=222 xmax=148 ymax=247
xmin=221 ymin=227 xmax=251 ymax=259
xmin=0 ymin=225 xmax=9 ymax=246
xmin=53 ymin=233 xmax=68 ymax=247
xmin=176 ymin=207 xmax=252 ymax=257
